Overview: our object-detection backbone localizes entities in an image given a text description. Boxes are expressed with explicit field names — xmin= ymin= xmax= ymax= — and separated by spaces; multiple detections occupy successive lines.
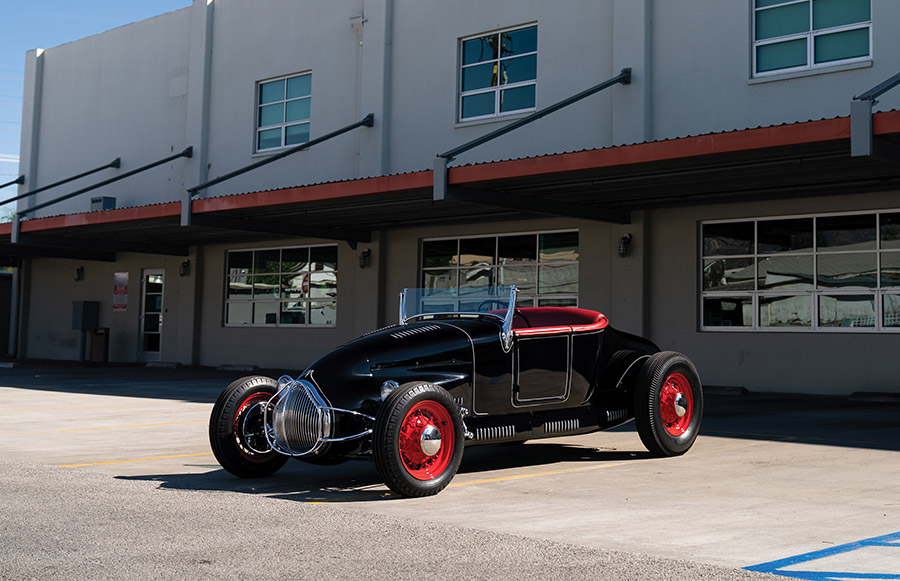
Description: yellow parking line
xmin=60 ymin=452 xmax=213 ymax=468
xmin=16 ymin=419 xmax=207 ymax=435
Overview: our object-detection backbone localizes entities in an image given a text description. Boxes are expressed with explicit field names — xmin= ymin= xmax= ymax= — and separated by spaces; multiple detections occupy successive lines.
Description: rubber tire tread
xmin=209 ymin=375 xmax=288 ymax=478
xmin=372 ymin=382 xmax=464 ymax=498
xmin=633 ymin=351 xmax=703 ymax=457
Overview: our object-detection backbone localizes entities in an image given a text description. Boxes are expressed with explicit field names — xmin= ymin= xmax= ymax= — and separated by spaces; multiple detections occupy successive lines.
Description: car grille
xmin=267 ymin=378 xmax=332 ymax=456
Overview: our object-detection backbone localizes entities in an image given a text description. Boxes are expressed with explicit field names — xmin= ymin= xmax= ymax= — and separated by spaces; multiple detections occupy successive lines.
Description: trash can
xmin=90 ymin=328 xmax=109 ymax=363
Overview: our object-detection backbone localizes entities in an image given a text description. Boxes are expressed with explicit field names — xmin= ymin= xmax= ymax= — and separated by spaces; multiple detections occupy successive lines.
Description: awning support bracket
xmin=851 ymin=71 xmax=900 ymax=160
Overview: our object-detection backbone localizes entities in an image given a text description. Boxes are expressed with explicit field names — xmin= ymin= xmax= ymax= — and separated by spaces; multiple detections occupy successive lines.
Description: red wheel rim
xmin=659 ymin=373 xmax=693 ymax=437
xmin=233 ymin=392 xmax=274 ymax=462
xmin=398 ymin=400 xmax=454 ymax=481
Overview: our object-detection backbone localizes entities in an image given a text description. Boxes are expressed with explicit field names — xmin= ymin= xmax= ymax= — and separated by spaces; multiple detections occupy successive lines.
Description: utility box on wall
xmin=72 ymin=301 xmax=100 ymax=331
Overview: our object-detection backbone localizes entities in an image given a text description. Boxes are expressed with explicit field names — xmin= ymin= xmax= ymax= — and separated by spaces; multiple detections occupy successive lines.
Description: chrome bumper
xmin=264 ymin=375 xmax=374 ymax=457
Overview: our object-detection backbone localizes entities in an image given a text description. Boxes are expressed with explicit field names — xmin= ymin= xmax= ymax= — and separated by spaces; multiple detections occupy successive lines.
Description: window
xmin=421 ymin=230 xmax=578 ymax=308
xmin=256 ymin=73 xmax=311 ymax=152
xmin=752 ymin=0 xmax=871 ymax=77
xmin=701 ymin=210 xmax=900 ymax=331
xmin=459 ymin=25 xmax=537 ymax=121
xmin=225 ymin=245 xmax=337 ymax=326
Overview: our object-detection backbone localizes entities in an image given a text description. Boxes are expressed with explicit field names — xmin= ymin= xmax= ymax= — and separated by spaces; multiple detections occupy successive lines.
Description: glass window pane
xmin=254 ymin=249 xmax=281 ymax=273
xmin=703 ymin=297 xmax=753 ymax=327
xmin=540 ymin=232 xmax=579 ymax=263
xmin=884 ymin=295 xmax=900 ymax=327
xmin=258 ymin=103 xmax=283 ymax=127
xmin=259 ymin=80 xmax=284 ymax=105
xmin=881 ymin=213 xmax=900 ymax=249
xmin=280 ymin=301 xmax=307 ymax=325
xmin=881 ymin=252 xmax=900 ymax=287
xmin=309 ymin=271 xmax=337 ymax=298
xmin=226 ymin=302 xmax=251 ymax=325
xmin=755 ymin=2 xmax=810 ymax=40
xmin=310 ymin=246 xmax=338 ymax=270
xmin=257 ymin=128 xmax=281 ymax=150
xmin=814 ymin=28 xmax=869 ymax=63
xmin=462 ymin=35 xmax=498 ymax=65
xmin=539 ymin=264 xmax=578 ymax=294
xmin=423 ymin=240 xmax=458 ymax=268
xmin=462 ymin=62 xmax=496 ymax=91
xmin=501 ymin=27 xmax=537 ymax=57
xmin=423 ymin=269 xmax=456 ymax=290
xmin=703 ymin=222 xmax=754 ymax=256
xmin=537 ymin=297 xmax=577 ymax=307
xmin=310 ymin=301 xmax=337 ymax=325
xmin=281 ymin=273 xmax=309 ymax=299
xmin=759 ymin=295 xmax=812 ymax=327
xmin=499 ymin=54 xmax=536 ymax=85
xmin=459 ymin=237 xmax=495 ymax=266
xmin=500 ymin=85 xmax=536 ymax=113
xmin=227 ymin=275 xmax=252 ymax=299
xmin=757 ymin=38 xmax=808 ymax=72
xmin=253 ymin=302 xmax=278 ymax=325
xmin=758 ymin=218 xmax=813 ymax=253
xmin=286 ymin=74 xmax=311 ymax=99
xmin=758 ymin=255 xmax=814 ymax=290
xmin=817 ymin=214 xmax=876 ymax=250
xmin=703 ymin=258 xmax=754 ymax=292
xmin=285 ymin=124 xmax=310 ymax=146
xmin=499 ymin=265 xmax=536 ymax=294
xmin=145 ymin=295 xmax=162 ymax=314
xmin=461 ymin=92 xmax=496 ymax=119
xmin=817 ymin=252 xmax=877 ymax=288
xmin=819 ymin=295 xmax=874 ymax=328
xmin=143 ymin=333 xmax=161 ymax=352
xmin=281 ymin=248 xmax=309 ymax=274
xmin=460 ymin=266 xmax=496 ymax=289
xmin=498 ymin=234 xmax=536 ymax=263
xmin=144 ymin=313 xmax=160 ymax=333
xmin=756 ymin=0 xmax=791 ymax=7
xmin=146 ymin=276 xmax=163 ymax=294
xmin=813 ymin=0 xmax=870 ymax=29
xmin=252 ymin=275 xmax=280 ymax=298
xmin=286 ymin=98 xmax=311 ymax=122
xmin=227 ymin=251 xmax=253 ymax=273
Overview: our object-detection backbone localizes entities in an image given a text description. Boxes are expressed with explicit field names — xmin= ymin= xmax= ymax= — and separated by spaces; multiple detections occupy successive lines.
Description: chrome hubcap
xmin=673 ymin=393 xmax=688 ymax=418
xmin=419 ymin=424 xmax=442 ymax=456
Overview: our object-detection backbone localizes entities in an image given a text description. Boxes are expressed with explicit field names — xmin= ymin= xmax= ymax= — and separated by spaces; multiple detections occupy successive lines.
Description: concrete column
xmin=357 ymin=0 xmax=393 ymax=177
xmin=612 ymin=0 xmax=653 ymax=145
xmin=17 ymin=49 xmax=43 ymax=214
xmin=610 ymin=211 xmax=649 ymax=336
xmin=182 ymin=0 xmax=214 ymax=226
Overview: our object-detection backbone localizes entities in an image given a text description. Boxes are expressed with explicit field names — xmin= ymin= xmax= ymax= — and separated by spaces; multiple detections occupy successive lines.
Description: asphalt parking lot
xmin=1 ymin=363 xmax=898 ymax=580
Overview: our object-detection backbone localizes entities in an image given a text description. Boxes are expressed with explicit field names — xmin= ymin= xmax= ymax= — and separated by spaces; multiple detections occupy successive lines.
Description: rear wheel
xmin=209 ymin=376 xmax=288 ymax=478
xmin=634 ymin=352 xmax=703 ymax=457
xmin=373 ymin=382 xmax=464 ymax=497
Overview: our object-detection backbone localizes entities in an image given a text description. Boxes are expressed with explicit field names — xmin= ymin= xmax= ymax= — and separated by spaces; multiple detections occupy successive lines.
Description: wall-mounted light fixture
xmin=359 ymin=248 xmax=371 ymax=269
xmin=74 ymin=266 xmax=85 ymax=282
xmin=618 ymin=234 xmax=633 ymax=258
xmin=179 ymin=260 xmax=190 ymax=277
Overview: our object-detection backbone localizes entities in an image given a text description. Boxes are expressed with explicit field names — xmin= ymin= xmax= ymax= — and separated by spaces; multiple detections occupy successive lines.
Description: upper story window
xmin=752 ymin=0 xmax=871 ymax=77
xmin=459 ymin=25 xmax=537 ymax=122
xmin=256 ymin=73 xmax=311 ymax=152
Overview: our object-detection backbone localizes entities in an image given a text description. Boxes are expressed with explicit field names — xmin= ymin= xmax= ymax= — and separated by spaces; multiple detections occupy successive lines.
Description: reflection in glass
xmin=462 ymin=92 xmax=495 ymax=119
xmin=757 ymin=39 xmax=807 ymax=72
xmin=146 ymin=275 xmax=163 ymax=293
xmin=462 ymin=63 xmax=495 ymax=91
xmin=758 ymin=255 xmax=813 ymax=290
xmin=259 ymin=103 xmax=283 ymax=127
xmin=703 ymin=222 xmax=754 ymax=256
xmin=257 ymin=128 xmax=281 ymax=150
xmin=460 ymin=266 xmax=495 ymax=289
xmin=281 ymin=247 xmax=309 ymax=274
xmin=819 ymin=295 xmax=874 ymax=328
xmin=502 ymin=27 xmax=537 ymax=56
xmin=500 ymin=55 xmax=537 ymax=85
xmin=255 ymin=250 xmax=281 ymax=273
xmin=882 ymin=252 xmax=900 ymax=287
xmin=252 ymin=275 xmax=280 ymax=298
xmin=227 ymin=251 xmax=253 ymax=273
xmin=755 ymin=2 xmax=809 ymax=41
xmin=259 ymin=80 xmax=284 ymax=104
xmin=759 ymin=295 xmax=811 ymax=327
xmin=226 ymin=303 xmax=251 ymax=325
xmin=816 ymin=252 xmax=876 ymax=288
xmin=817 ymin=214 xmax=876 ymax=251
xmin=498 ymin=265 xmax=536 ymax=294
xmin=703 ymin=258 xmax=753 ymax=292
xmin=286 ymin=74 xmax=311 ymax=99
xmin=145 ymin=295 xmax=162 ymax=314
xmin=459 ymin=238 xmax=495 ymax=266
xmin=423 ymin=269 xmax=455 ymax=289
xmin=281 ymin=274 xmax=308 ymax=299
xmin=539 ymin=232 xmax=579 ymax=262
xmin=500 ymin=85 xmax=536 ymax=113
xmin=814 ymin=28 xmax=869 ymax=64
xmin=227 ymin=276 xmax=252 ymax=299
xmin=537 ymin=297 xmax=577 ymax=307
xmin=498 ymin=235 xmax=536 ymax=263
xmin=813 ymin=0 xmax=870 ymax=29
xmin=253 ymin=302 xmax=278 ymax=325
xmin=758 ymin=218 xmax=813 ymax=254
xmin=881 ymin=213 xmax=900 ymax=250
xmin=144 ymin=314 xmax=160 ymax=333
xmin=539 ymin=264 xmax=578 ymax=294
xmin=310 ymin=301 xmax=337 ymax=325
xmin=280 ymin=302 xmax=306 ymax=325
xmin=285 ymin=124 xmax=310 ymax=146
xmin=310 ymin=271 xmax=337 ymax=298
xmin=423 ymin=240 xmax=457 ymax=268
xmin=884 ymin=295 xmax=900 ymax=327
xmin=703 ymin=297 xmax=752 ymax=327
xmin=462 ymin=35 xmax=498 ymax=65
xmin=311 ymin=246 xmax=338 ymax=270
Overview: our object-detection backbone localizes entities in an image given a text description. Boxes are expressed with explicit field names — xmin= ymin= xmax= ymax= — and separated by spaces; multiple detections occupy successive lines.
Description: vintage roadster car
xmin=209 ymin=286 xmax=702 ymax=497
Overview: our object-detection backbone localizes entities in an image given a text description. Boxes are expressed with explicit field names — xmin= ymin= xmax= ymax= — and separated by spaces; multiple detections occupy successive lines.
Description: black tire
xmin=209 ymin=375 xmax=288 ymax=478
xmin=373 ymin=382 xmax=464 ymax=497
xmin=633 ymin=351 xmax=703 ymax=457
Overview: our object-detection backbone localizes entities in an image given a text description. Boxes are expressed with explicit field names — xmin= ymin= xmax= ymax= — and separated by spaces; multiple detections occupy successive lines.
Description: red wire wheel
xmin=232 ymin=392 xmax=274 ymax=463
xmin=634 ymin=352 xmax=703 ymax=457
xmin=373 ymin=382 xmax=465 ymax=497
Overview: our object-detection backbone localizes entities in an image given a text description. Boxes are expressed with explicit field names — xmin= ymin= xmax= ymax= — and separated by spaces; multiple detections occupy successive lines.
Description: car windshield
xmin=400 ymin=286 xmax=516 ymax=323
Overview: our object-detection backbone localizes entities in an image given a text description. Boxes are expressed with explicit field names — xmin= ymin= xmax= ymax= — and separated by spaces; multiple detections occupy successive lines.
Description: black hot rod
xmin=209 ymin=286 xmax=702 ymax=497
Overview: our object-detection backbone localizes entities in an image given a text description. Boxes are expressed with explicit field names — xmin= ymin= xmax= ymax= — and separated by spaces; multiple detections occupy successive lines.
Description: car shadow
xmin=116 ymin=442 xmax=654 ymax=503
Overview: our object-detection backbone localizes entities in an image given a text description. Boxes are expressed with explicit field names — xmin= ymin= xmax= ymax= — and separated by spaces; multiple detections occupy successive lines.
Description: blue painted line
xmin=746 ymin=531 xmax=900 ymax=581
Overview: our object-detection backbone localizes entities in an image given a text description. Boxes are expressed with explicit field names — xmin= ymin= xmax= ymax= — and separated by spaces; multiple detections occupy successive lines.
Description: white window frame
xmin=700 ymin=209 xmax=900 ymax=333
xmin=458 ymin=24 xmax=538 ymax=123
xmin=420 ymin=229 xmax=579 ymax=308
xmin=752 ymin=0 xmax=872 ymax=78
xmin=255 ymin=72 xmax=312 ymax=153
xmin=224 ymin=243 xmax=337 ymax=328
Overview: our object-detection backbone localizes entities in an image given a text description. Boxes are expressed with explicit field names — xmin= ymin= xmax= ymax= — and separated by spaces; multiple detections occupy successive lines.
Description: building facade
xmin=3 ymin=0 xmax=900 ymax=395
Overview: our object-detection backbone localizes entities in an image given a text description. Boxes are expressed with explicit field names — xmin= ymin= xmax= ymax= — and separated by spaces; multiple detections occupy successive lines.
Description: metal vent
xmin=453 ymin=396 xmax=464 ymax=407
xmin=475 ymin=425 xmax=515 ymax=441
xmin=606 ymin=409 xmax=628 ymax=423
xmin=542 ymin=419 xmax=580 ymax=435
xmin=267 ymin=379 xmax=332 ymax=456
xmin=390 ymin=325 xmax=442 ymax=339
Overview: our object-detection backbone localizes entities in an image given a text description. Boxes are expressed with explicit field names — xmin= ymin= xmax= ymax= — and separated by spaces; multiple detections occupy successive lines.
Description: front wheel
xmin=633 ymin=351 xmax=703 ymax=457
xmin=209 ymin=376 xmax=288 ymax=478
xmin=373 ymin=382 xmax=464 ymax=497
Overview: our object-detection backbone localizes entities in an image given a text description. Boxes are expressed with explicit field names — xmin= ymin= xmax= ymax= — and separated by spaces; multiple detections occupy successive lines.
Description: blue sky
xmin=0 ymin=1 xmax=190 ymax=194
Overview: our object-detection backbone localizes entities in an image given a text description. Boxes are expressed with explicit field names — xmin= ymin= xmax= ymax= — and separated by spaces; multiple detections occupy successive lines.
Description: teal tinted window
xmin=285 ymin=124 xmax=309 ymax=146
xmin=814 ymin=28 xmax=869 ymax=63
xmin=462 ymin=63 xmax=495 ymax=91
xmin=286 ymin=74 xmax=311 ymax=99
xmin=755 ymin=2 xmax=810 ymax=40
xmin=257 ymin=73 xmax=311 ymax=150
xmin=463 ymin=35 xmax=497 ymax=65
xmin=757 ymin=39 xmax=807 ymax=72
xmin=501 ymin=55 xmax=537 ymax=85
xmin=259 ymin=80 xmax=284 ymax=104
xmin=813 ymin=0 xmax=870 ymax=29
xmin=500 ymin=85 xmax=535 ymax=113
xmin=462 ymin=92 xmax=495 ymax=119
xmin=502 ymin=27 xmax=537 ymax=57
xmin=257 ymin=128 xmax=281 ymax=150
xmin=460 ymin=25 xmax=536 ymax=120
xmin=258 ymin=103 xmax=283 ymax=127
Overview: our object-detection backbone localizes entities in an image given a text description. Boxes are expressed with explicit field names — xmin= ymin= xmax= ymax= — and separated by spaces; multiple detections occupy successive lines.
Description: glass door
xmin=140 ymin=269 xmax=164 ymax=361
